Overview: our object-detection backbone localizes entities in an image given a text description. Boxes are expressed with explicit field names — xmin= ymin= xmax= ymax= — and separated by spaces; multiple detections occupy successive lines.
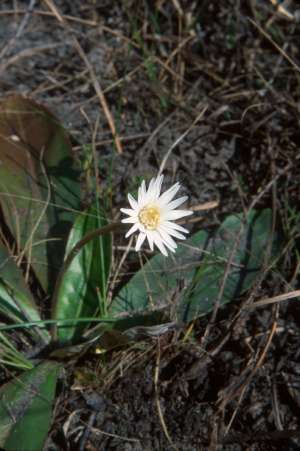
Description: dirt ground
xmin=1 ymin=1 xmax=300 ymax=450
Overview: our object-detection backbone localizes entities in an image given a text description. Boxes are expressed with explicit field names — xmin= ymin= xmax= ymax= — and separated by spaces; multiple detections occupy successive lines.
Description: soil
xmin=1 ymin=1 xmax=300 ymax=450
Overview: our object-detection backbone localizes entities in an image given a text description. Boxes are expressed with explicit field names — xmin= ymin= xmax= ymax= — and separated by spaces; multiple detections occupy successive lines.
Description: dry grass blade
xmin=191 ymin=201 xmax=219 ymax=211
xmin=246 ymin=289 xmax=300 ymax=309
xmin=222 ymin=308 xmax=279 ymax=436
xmin=158 ymin=104 xmax=208 ymax=175
xmin=154 ymin=340 xmax=179 ymax=451
xmin=43 ymin=0 xmax=123 ymax=154
xmin=249 ymin=17 xmax=300 ymax=74
xmin=0 ymin=43 xmax=64 ymax=74
xmin=0 ymin=0 xmax=36 ymax=60
xmin=269 ymin=0 xmax=295 ymax=20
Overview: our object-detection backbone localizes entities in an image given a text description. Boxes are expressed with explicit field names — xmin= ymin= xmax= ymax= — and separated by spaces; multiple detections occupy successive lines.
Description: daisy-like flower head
xmin=121 ymin=175 xmax=193 ymax=256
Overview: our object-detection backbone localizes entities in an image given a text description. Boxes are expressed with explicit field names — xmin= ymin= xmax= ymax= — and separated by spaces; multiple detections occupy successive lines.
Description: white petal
xmin=121 ymin=217 xmax=138 ymax=224
xmin=154 ymin=175 xmax=164 ymax=198
xmin=148 ymin=177 xmax=156 ymax=193
xmin=164 ymin=195 xmax=188 ymax=211
xmin=138 ymin=180 xmax=147 ymax=205
xmin=138 ymin=223 xmax=146 ymax=233
xmin=135 ymin=233 xmax=146 ymax=251
xmin=157 ymin=182 xmax=180 ymax=206
xmin=162 ymin=209 xmax=193 ymax=221
xmin=164 ymin=221 xmax=189 ymax=234
xmin=157 ymin=227 xmax=177 ymax=251
xmin=145 ymin=177 xmax=157 ymax=203
xmin=151 ymin=231 xmax=168 ymax=256
xmin=120 ymin=208 xmax=137 ymax=217
xmin=128 ymin=193 xmax=138 ymax=210
xmin=146 ymin=230 xmax=154 ymax=251
xmin=162 ymin=226 xmax=187 ymax=240
xmin=125 ymin=222 xmax=140 ymax=238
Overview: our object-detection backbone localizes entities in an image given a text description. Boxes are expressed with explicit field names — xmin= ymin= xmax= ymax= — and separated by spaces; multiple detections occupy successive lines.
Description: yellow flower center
xmin=138 ymin=206 xmax=160 ymax=230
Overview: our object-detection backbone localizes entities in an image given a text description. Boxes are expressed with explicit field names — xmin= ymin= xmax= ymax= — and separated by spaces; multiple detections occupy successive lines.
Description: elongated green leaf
xmin=0 ymin=361 xmax=59 ymax=451
xmin=0 ymin=242 xmax=50 ymax=343
xmin=52 ymin=206 xmax=112 ymax=344
xmin=110 ymin=209 xmax=281 ymax=323
xmin=0 ymin=96 xmax=80 ymax=294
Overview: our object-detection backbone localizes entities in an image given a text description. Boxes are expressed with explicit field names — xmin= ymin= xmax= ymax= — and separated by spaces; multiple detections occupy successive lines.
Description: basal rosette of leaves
xmin=0 ymin=96 xmax=282 ymax=450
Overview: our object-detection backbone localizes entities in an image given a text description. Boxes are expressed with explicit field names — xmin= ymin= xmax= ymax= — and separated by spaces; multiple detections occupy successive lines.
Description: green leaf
xmin=0 ymin=96 xmax=81 ymax=294
xmin=110 ymin=209 xmax=280 ymax=323
xmin=52 ymin=206 xmax=112 ymax=344
xmin=0 ymin=242 xmax=50 ymax=343
xmin=0 ymin=361 xmax=59 ymax=451
xmin=109 ymin=229 xmax=209 ymax=316
xmin=178 ymin=209 xmax=279 ymax=321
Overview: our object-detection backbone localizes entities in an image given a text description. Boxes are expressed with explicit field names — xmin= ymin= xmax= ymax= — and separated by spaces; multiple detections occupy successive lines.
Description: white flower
xmin=121 ymin=175 xmax=193 ymax=256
